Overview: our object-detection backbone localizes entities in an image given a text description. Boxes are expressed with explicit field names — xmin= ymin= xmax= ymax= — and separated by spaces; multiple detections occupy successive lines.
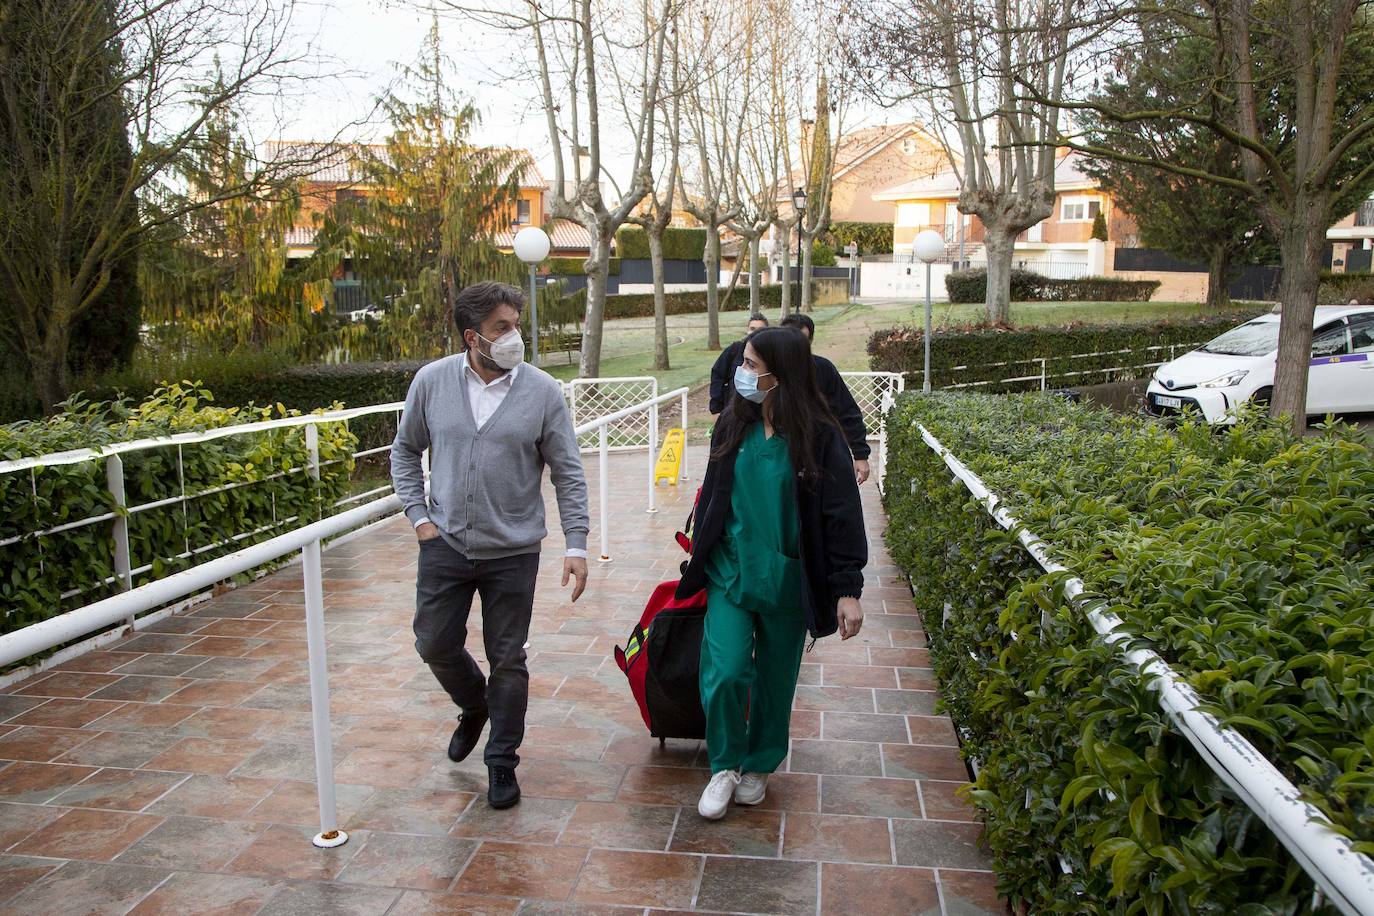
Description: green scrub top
xmin=706 ymin=422 xmax=802 ymax=613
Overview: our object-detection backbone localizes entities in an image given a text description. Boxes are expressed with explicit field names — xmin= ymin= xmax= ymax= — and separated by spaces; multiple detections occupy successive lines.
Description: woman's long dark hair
xmin=711 ymin=326 xmax=841 ymax=481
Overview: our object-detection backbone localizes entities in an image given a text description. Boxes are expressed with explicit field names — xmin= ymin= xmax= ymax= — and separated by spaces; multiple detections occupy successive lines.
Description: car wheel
xmin=1250 ymin=386 xmax=1273 ymax=407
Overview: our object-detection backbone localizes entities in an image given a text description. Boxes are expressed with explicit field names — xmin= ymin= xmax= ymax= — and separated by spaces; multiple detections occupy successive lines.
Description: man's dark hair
xmin=747 ymin=313 xmax=769 ymax=326
xmin=454 ymin=281 xmax=524 ymax=347
xmin=780 ymin=313 xmax=815 ymax=338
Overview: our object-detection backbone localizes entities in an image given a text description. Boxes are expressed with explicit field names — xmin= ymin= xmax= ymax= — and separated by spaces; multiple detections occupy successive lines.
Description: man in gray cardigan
xmin=391 ymin=281 xmax=590 ymax=809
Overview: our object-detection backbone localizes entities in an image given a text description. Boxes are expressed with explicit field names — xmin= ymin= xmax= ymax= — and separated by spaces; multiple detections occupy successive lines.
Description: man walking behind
xmin=391 ymin=281 xmax=590 ymax=810
xmin=708 ymin=313 xmax=770 ymax=415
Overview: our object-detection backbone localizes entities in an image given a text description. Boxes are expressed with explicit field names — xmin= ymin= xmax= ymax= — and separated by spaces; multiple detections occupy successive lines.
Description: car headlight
xmin=1200 ymin=370 xmax=1249 ymax=388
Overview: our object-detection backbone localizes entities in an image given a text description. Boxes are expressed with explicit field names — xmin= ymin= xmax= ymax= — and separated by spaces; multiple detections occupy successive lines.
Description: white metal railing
xmin=918 ymin=423 xmax=1374 ymax=915
xmin=934 ymin=342 xmax=1201 ymax=392
xmin=564 ymin=377 xmax=658 ymax=452
xmin=0 ymin=383 xmax=690 ymax=850
xmin=840 ymin=371 xmax=905 ymax=493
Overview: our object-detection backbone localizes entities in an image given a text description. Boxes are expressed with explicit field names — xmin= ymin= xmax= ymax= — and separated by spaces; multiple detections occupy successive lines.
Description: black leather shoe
xmin=447 ymin=708 xmax=488 ymax=763
xmin=488 ymin=765 xmax=521 ymax=809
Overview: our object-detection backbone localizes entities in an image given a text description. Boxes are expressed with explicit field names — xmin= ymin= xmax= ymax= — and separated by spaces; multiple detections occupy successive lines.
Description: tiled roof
xmin=872 ymin=150 xmax=1095 ymax=201
xmin=776 ymin=123 xmax=947 ymax=201
xmin=262 ymin=141 xmax=545 ymax=189
xmin=492 ymin=218 xmax=593 ymax=252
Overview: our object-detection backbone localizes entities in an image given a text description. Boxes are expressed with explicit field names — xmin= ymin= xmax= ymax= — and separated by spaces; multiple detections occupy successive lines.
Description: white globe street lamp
xmin=913 ymin=229 xmax=945 ymax=393
xmin=513 ymin=226 xmax=552 ymax=365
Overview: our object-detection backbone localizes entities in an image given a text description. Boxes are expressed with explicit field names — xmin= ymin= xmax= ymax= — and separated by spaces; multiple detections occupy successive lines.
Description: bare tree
xmin=848 ymin=0 xmax=1088 ymax=323
xmin=1053 ymin=0 xmax=1374 ymax=433
xmin=795 ymin=69 xmax=848 ymax=313
xmin=0 ymin=0 xmax=347 ymax=411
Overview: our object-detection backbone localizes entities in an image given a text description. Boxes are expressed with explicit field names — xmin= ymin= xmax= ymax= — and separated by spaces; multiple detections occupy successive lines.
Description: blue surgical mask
xmin=733 ymin=365 xmax=773 ymax=403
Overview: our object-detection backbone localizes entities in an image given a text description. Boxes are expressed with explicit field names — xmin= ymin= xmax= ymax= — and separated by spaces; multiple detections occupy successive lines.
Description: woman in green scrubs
xmin=675 ymin=327 xmax=868 ymax=820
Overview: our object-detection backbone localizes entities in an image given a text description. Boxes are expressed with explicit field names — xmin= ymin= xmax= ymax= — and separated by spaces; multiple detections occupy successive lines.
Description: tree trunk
xmin=1206 ymin=246 xmax=1232 ymax=310
xmin=982 ymin=225 xmax=1018 ymax=325
xmin=705 ymin=225 xmax=721 ymax=351
xmin=800 ymin=233 xmax=813 ymax=313
xmin=579 ymin=232 xmax=612 ymax=378
xmin=1270 ymin=207 xmax=1328 ymax=434
xmin=748 ymin=235 xmax=761 ymax=313
xmin=648 ymin=229 xmax=670 ymax=370
xmin=779 ymin=233 xmax=792 ymax=317
xmin=35 ymin=323 xmax=72 ymax=415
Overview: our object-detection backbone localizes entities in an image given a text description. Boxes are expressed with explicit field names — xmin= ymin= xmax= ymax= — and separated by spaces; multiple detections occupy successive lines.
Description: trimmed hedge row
xmin=828 ymin=221 xmax=894 ymax=255
xmin=867 ymin=311 xmax=1266 ymax=390
xmin=882 ymin=391 xmax=1371 ymax=912
xmin=614 ymin=226 xmax=708 ymax=261
xmin=1318 ymin=270 xmax=1374 ymax=304
xmin=946 ymin=268 xmax=1160 ymax=303
xmin=1 ymin=383 xmax=356 ymax=660
xmin=548 ymin=256 xmax=621 ymax=276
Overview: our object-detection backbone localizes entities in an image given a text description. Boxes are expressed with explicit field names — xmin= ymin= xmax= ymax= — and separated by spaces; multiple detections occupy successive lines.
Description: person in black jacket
xmin=678 ymin=327 xmax=867 ymax=821
xmin=778 ymin=313 xmax=872 ymax=484
xmin=708 ymin=314 xmax=770 ymax=415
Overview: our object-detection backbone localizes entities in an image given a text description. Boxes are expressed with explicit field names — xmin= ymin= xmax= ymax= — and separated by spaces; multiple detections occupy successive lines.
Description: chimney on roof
xmin=577 ymin=146 xmax=592 ymax=183
xmin=800 ymin=118 xmax=815 ymax=154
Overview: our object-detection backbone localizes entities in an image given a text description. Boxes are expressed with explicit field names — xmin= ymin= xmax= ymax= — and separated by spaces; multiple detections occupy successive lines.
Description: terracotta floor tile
xmin=117 ymin=815 xmax=265 ymax=870
xmin=892 ymin=819 xmax=990 ymax=870
xmin=874 ymin=688 xmax=939 ymax=716
xmin=0 ymin=726 xmax=96 ymax=762
xmin=349 ymin=787 xmax=476 ymax=836
xmin=0 ymin=761 xmax=100 ymax=803
xmin=822 ymin=665 xmax=898 ymax=689
xmin=789 ymin=709 xmax=821 ymax=740
xmin=450 ymin=797 xmax=577 ymax=844
xmin=49 ymin=767 xmax=188 ymax=811
xmin=788 ymin=739 xmax=884 ymax=777
xmin=10 ymin=698 xmax=126 ymax=728
xmin=160 ymin=679 xmax=265 ymax=707
xmin=792 ymin=686 xmax=876 ymax=713
xmin=88 ymin=676 xmax=195 ymax=703
xmin=821 ymin=775 xmax=923 ymax=819
xmin=51 ymin=731 xmax=180 ymax=769
xmin=181 ymin=657 xmax=280 ymax=681
xmin=126 ymin=871 xmax=286 ymax=916
xmin=821 ymin=712 xmax=910 ymax=743
xmin=13 ymin=807 xmax=163 ymax=860
xmin=896 ymin=667 xmax=939 ymax=691
xmin=194 ymin=618 xmax=277 ymax=638
xmin=225 ymin=824 xmax=365 ymax=881
xmin=170 ymin=706 xmax=290 ymax=740
xmin=517 ymin=759 xmax=627 ymax=802
xmin=782 ymin=813 xmax=894 ymax=865
xmin=244 ymin=779 xmax=375 ymax=827
xmin=51 ymin=651 xmax=145 ymax=674
xmin=176 ymin=636 xmax=267 ymax=658
xmin=870 ymin=647 xmax=931 ymax=668
xmin=881 ymin=744 xmax=971 ymax=783
xmin=87 ymin=702 xmax=200 ymax=732
xmin=520 ymin=726 xmax=612 ymax=762
xmin=615 ymin=766 xmax=706 ymax=807
xmin=337 ymin=832 xmax=478 ymax=890
xmin=12 ymin=672 xmax=123 ymax=698
xmin=116 ymin=634 xmax=203 ymax=654
xmin=256 ymin=880 xmax=401 ymax=915
xmin=228 ymin=741 xmax=320 ymax=780
xmin=0 ymin=801 xmax=65 ymax=851
xmin=937 ymin=868 xmax=1007 ymax=914
xmin=145 ymin=774 xmax=280 ymax=819
xmin=557 ymin=801 xmax=678 ymax=851
xmin=386 ymin=889 xmax=520 ymax=915
xmin=334 ymin=746 xmax=436 ymax=788
xmin=820 ymin=862 xmax=941 ymax=916
xmin=669 ymin=806 xmax=781 ymax=857
xmin=918 ymin=780 xmax=979 ymax=822
xmin=695 ymin=856 xmax=817 ymax=916
xmin=110 ymin=655 xmax=206 ymax=677
xmin=452 ymin=840 xmax=588 ymax=900
xmin=0 ymin=695 xmax=48 ymax=723
xmin=0 ymin=855 xmax=61 ymax=905
xmin=907 ymin=715 xmax=960 ymax=747
xmin=2 ymin=860 xmax=170 ymax=916
xmin=571 ymin=848 xmax=701 ymax=908
xmin=145 ymin=736 xmax=264 ymax=775
xmin=742 ymin=772 xmax=820 ymax=814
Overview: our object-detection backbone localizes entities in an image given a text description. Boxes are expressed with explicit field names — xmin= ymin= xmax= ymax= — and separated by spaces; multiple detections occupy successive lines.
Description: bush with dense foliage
xmin=828 ymin=221 xmax=894 ymax=254
xmin=946 ymin=268 xmax=1160 ymax=303
xmin=613 ymin=226 xmax=709 ymax=261
xmin=867 ymin=311 xmax=1265 ymax=390
xmin=547 ymin=256 xmax=621 ymax=276
xmin=810 ymin=241 xmax=837 ymax=267
xmin=882 ymin=391 xmax=1371 ymax=913
xmin=1317 ymin=270 xmax=1374 ymax=304
xmin=0 ymin=383 xmax=356 ymax=660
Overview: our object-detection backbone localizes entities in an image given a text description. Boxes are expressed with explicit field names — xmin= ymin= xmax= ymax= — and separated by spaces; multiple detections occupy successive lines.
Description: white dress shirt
xmin=413 ymin=353 xmax=586 ymax=559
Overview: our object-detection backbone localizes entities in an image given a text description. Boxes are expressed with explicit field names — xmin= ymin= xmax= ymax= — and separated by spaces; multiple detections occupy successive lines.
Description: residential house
xmin=1326 ymin=197 xmax=1374 ymax=273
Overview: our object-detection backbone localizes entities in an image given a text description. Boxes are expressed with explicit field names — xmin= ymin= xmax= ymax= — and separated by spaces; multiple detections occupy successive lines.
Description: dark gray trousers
xmin=414 ymin=539 xmax=540 ymax=769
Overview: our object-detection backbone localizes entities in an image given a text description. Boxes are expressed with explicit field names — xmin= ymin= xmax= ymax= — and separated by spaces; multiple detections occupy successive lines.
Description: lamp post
xmin=513 ymin=226 xmax=551 ymax=365
xmin=913 ymin=229 xmax=945 ymax=393
xmin=791 ymin=186 xmax=807 ymax=301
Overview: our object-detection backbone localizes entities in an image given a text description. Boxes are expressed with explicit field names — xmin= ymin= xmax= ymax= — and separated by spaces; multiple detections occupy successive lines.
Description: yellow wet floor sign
xmin=654 ymin=428 xmax=685 ymax=485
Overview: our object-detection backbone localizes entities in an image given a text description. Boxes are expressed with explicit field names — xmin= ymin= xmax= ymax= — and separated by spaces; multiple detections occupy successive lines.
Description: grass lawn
xmin=538 ymin=298 xmax=1248 ymax=388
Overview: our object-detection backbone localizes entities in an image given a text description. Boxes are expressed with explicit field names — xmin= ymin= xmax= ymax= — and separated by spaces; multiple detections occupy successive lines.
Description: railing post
xmin=106 ymin=454 xmax=135 ymax=629
xmin=305 ymin=424 xmax=321 ymax=521
xmin=679 ymin=390 xmax=689 ymax=481
xmin=598 ymin=425 xmax=611 ymax=562
xmin=646 ymin=395 xmax=659 ymax=515
xmin=301 ymin=536 xmax=346 ymax=850
xmin=1040 ymin=358 xmax=1048 ymax=392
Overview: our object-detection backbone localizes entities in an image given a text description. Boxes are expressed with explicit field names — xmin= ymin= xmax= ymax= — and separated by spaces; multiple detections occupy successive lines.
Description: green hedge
xmin=547 ymin=256 xmax=621 ymax=277
xmin=882 ymin=392 xmax=1370 ymax=912
xmin=1318 ymin=270 xmax=1374 ymax=304
xmin=614 ymin=225 xmax=708 ymax=261
xmin=946 ymin=268 xmax=1160 ymax=303
xmin=867 ymin=311 xmax=1265 ymax=390
xmin=828 ymin=221 xmax=893 ymax=255
xmin=598 ymin=282 xmax=837 ymax=319
xmin=0 ymin=383 xmax=356 ymax=663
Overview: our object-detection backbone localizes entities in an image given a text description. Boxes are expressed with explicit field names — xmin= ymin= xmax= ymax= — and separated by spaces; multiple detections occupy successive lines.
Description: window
xmin=1347 ymin=314 xmax=1374 ymax=353
xmin=896 ymin=202 xmax=930 ymax=227
xmin=1311 ymin=322 xmax=1350 ymax=358
xmin=1060 ymin=196 xmax=1102 ymax=222
xmin=515 ymin=199 xmax=531 ymax=224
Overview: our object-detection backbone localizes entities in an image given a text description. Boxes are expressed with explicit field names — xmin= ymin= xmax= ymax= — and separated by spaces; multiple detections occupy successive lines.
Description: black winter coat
xmin=676 ymin=420 xmax=868 ymax=639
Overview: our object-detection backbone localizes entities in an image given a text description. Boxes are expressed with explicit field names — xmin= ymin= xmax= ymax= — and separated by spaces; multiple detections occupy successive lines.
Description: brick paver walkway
xmin=0 ymin=448 xmax=1002 ymax=915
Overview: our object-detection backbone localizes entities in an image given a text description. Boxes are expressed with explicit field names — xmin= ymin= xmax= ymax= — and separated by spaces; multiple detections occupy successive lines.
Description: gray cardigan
xmin=390 ymin=355 xmax=589 ymax=559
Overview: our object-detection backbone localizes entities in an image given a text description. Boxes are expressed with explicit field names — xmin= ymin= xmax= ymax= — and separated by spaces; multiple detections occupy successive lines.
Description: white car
xmin=1145 ymin=305 xmax=1374 ymax=423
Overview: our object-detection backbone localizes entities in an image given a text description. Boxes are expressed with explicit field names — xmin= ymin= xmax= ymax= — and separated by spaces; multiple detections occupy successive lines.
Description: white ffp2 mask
xmin=477 ymin=330 xmax=525 ymax=370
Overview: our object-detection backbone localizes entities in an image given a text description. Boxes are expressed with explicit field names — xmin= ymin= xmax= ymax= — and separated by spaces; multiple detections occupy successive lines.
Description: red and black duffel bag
xmin=613 ymin=580 xmax=707 ymax=745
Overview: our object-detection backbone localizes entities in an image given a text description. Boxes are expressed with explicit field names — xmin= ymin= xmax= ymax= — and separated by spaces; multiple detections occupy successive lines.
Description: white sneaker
xmin=734 ymin=772 xmax=768 ymax=806
xmin=698 ymin=769 xmax=741 ymax=820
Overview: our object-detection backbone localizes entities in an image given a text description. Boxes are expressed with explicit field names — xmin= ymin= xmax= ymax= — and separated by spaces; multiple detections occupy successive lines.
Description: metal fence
xmin=564 ymin=377 xmax=659 ymax=451
xmin=938 ymin=342 xmax=1202 ymax=392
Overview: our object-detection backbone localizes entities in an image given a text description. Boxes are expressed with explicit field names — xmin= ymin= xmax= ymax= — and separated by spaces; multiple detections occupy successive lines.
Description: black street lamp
xmin=791 ymin=186 xmax=807 ymax=293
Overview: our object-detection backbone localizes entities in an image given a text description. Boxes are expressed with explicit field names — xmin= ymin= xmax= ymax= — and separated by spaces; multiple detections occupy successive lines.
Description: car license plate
xmin=1154 ymin=395 xmax=1182 ymax=409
